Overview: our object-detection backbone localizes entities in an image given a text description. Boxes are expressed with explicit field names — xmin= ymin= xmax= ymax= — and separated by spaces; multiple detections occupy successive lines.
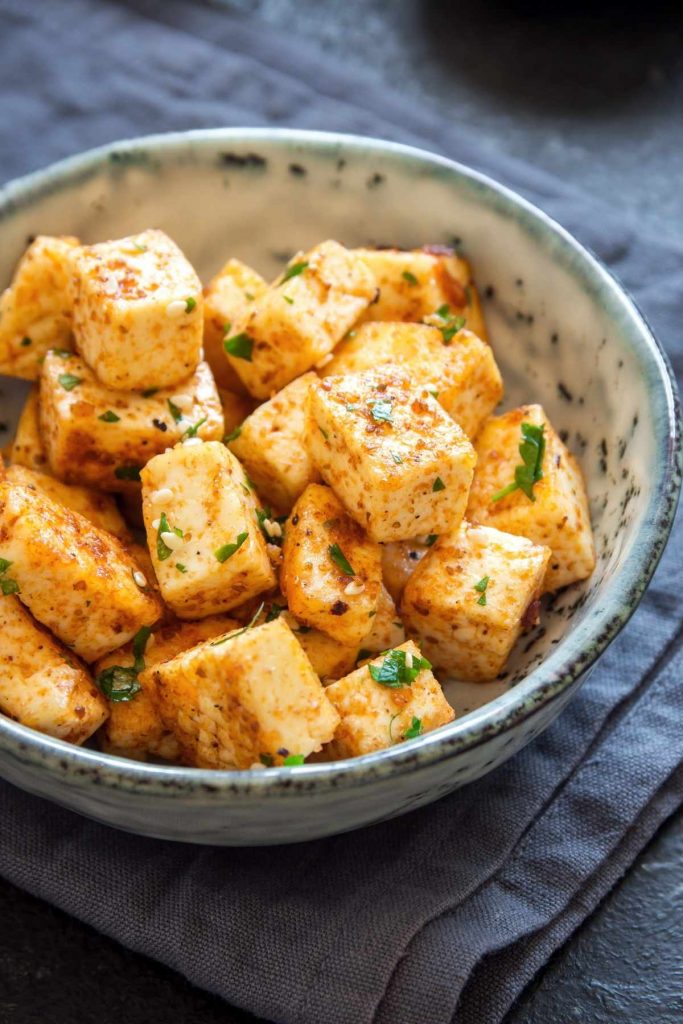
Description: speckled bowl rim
xmin=0 ymin=128 xmax=680 ymax=801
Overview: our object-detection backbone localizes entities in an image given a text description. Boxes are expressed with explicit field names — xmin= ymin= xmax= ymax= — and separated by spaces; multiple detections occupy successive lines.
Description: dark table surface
xmin=2 ymin=2 xmax=682 ymax=1022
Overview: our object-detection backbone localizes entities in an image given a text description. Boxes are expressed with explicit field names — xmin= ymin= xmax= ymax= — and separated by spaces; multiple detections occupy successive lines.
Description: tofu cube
xmin=68 ymin=229 xmax=202 ymax=391
xmin=96 ymin=614 xmax=239 ymax=762
xmin=9 ymin=387 xmax=51 ymax=474
xmin=228 ymin=372 xmax=320 ymax=511
xmin=306 ymin=369 xmax=477 ymax=542
xmin=381 ymin=539 xmax=431 ymax=606
xmin=140 ymin=441 xmax=275 ymax=619
xmin=466 ymin=404 xmax=595 ymax=591
xmin=356 ymin=246 xmax=488 ymax=342
xmin=203 ymin=258 xmax=267 ymax=391
xmin=39 ymin=351 xmax=224 ymax=493
xmin=225 ymin=240 xmax=377 ymax=399
xmin=149 ymin=617 xmax=340 ymax=768
xmin=0 ymin=595 xmax=108 ymax=744
xmin=6 ymin=464 xmax=130 ymax=541
xmin=325 ymin=640 xmax=454 ymax=758
xmin=281 ymin=483 xmax=383 ymax=646
xmin=358 ymin=584 xmax=405 ymax=654
xmin=401 ymin=522 xmax=551 ymax=681
xmin=0 ymin=482 xmax=161 ymax=662
xmin=0 ymin=235 xmax=77 ymax=380
xmin=324 ymin=321 xmax=502 ymax=439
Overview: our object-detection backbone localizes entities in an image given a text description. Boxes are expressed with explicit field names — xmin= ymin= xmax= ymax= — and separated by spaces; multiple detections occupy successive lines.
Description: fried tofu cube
xmin=306 ymin=369 xmax=477 ymax=542
xmin=0 ymin=482 xmax=161 ymax=662
xmin=281 ymin=483 xmax=383 ymax=646
xmin=228 ymin=372 xmax=320 ymax=511
xmin=9 ymin=387 xmax=51 ymax=474
xmin=0 ymin=235 xmax=77 ymax=380
xmin=381 ymin=539 xmax=431 ymax=606
xmin=140 ymin=441 xmax=275 ymax=619
xmin=6 ymin=464 xmax=130 ymax=541
xmin=0 ymin=595 xmax=108 ymax=744
xmin=67 ymin=229 xmax=202 ymax=391
xmin=356 ymin=246 xmax=488 ymax=341
xmin=39 ymin=351 xmax=224 ymax=493
xmin=323 ymin=321 xmax=502 ymax=439
xmin=225 ymin=240 xmax=377 ymax=399
xmin=325 ymin=640 xmax=454 ymax=757
xmin=203 ymin=258 xmax=267 ymax=391
xmin=95 ymin=614 xmax=240 ymax=762
xmin=358 ymin=584 xmax=405 ymax=653
xmin=401 ymin=522 xmax=550 ymax=682
xmin=149 ymin=617 xmax=340 ymax=768
xmin=466 ymin=404 xmax=595 ymax=591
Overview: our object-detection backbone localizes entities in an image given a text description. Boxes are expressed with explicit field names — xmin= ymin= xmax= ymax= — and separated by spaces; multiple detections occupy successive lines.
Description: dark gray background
xmin=1 ymin=1 xmax=682 ymax=1021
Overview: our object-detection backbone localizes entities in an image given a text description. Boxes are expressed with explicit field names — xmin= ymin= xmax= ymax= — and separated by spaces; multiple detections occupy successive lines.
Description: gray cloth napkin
xmin=1 ymin=2 xmax=682 ymax=1023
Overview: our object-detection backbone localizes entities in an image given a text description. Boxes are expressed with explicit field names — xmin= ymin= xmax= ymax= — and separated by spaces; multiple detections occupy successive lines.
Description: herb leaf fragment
xmin=280 ymin=260 xmax=309 ymax=284
xmin=210 ymin=601 xmax=264 ymax=646
xmin=328 ymin=543 xmax=355 ymax=576
xmin=58 ymin=373 xmax=82 ymax=391
xmin=224 ymin=332 xmax=254 ymax=362
xmin=96 ymin=625 xmax=151 ymax=702
xmin=491 ymin=422 xmax=546 ymax=503
xmin=404 ymin=716 xmax=423 ymax=739
xmin=156 ymin=512 xmax=183 ymax=561
xmin=370 ymin=398 xmax=393 ymax=424
xmin=215 ymin=531 xmax=248 ymax=563
xmin=474 ymin=575 xmax=490 ymax=606
xmin=0 ymin=557 xmax=20 ymax=596
xmin=368 ymin=648 xmax=431 ymax=688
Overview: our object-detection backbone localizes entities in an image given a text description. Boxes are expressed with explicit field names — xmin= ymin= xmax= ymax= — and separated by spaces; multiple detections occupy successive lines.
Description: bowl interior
xmin=0 ymin=130 xmax=676 ymax=744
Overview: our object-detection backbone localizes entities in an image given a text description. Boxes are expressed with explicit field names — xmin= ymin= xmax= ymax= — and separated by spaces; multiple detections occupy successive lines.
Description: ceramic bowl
xmin=0 ymin=129 xmax=679 ymax=845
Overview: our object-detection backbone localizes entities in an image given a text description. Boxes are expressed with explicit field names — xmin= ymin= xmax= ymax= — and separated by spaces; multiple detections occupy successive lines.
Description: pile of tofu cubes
xmin=0 ymin=229 xmax=595 ymax=769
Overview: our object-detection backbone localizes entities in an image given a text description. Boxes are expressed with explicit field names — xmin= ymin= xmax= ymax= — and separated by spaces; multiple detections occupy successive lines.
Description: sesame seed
xmin=150 ymin=487 xmax=173 ymax=503
xmin=405 ymin=651 xmax=414 ymax=669
xmin=151 ymin=517 xmax=161 ymax=530
xmin=160 ymin=530 xmax=184 ymax=551
xmin=169 ymin=393 xmax=193 ymax=411
xmin=132 ymin=570 xmax=147 ymax=588
xmin=315 ymin=352 xmax=334 ymax=369
xmin=263 ymin=518 xmax=283 ymax=539
xmin=182 ymin=436 xmax=203 ymax=447
xmin=344 ymin=579 xmax=365 ymax=596
xmin=166 ymin=299 xmax=188 ymax=318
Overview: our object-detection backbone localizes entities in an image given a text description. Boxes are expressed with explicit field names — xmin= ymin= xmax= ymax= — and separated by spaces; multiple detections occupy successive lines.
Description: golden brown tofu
xmin=203 ymin=258 xmax=267 ymax=391
xmin=323 ymin=321 xmax=502 ymax=439
xmin=6 ymin=464 xmax=130 ymax=541
xmin=401 ymin=522 xmax=550 ymax=682
xmin=466 ymin=404 xmax=595 ymax=591
xmin=225 ymin=240 xmax=377 ymax=399
xmin=140 ymin=441 xmax=275 ymax=619
xmin=306 ymin=369 xmax=477 ymax=542
xmin=149 ymin=617 xmax=340 ymax=768
xmin=0 ymin=235 xmax=78 ymax=380
xmin=380 ymin=539 xmax=431 ymax=606
xmin=325 ymin=640 xmax=454 ymax=758
xmin=39 ymin=351 xmax=224 ymax=493
xmin=68 ymin=229 xmax=203 ymax=391
xmin=281 ymin=484 xmax=383 ymax=646
xmin=95 ymin=614 xmax=240 ymax=762
xmin=228 ymin=372 xmax=320 ymax=511
xmin=358 ymin=584 xmax=405 ymax=653
xmin=0 ymin=482 xmax=161 ymax=662
xmin=356 ymin=246 xmax=488 ymax=341
xmin=8 ymin=387 xmax=51 ymax=474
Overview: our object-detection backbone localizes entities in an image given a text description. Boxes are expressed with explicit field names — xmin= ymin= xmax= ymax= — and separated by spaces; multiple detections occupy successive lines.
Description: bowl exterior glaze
xmin=0 ymin=129 xmax=679 ymax=845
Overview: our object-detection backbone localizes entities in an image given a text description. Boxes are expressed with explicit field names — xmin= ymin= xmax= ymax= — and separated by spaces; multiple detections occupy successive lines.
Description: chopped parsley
xmin=210 ymin=601 xmax=264 ymax=646
xmin=167 ymin=398 xmax=183 ymax=422
xmin=432 ymin=304 xmax=466 ymax=343
xmin=98 ymin=410 xmax=120 ymax=423
xmin=181 ymin=416 xmax=207 ymax=440
xmin=224 ymin=332 xmax=254 ymax=361
xmin=432 ymin=477 xmax=446 ymax=492
xmin=491 ymin=423 xmax=546 ymax=503
xmin=215 ymin=531 xmax=248 ymax=563
xmin=0 ymin=557 xmax=20 ymax=596
xmin=328 ymin=543 xmax=355 ymax=576
xmin=319 ymin=426 xmax=329 ymax=440
xmin=401 ymin=270 xmax=419 ymax=286
xmin=156 ymin=512 xmax=183 ymax=561
xmin=425 ymin=534 xmax=438 ymax=546
xmin=369 ymin=648 xmax=431 ymax=687
xmin=390 ymin=451 xmax=403 ymax=464
xmin=259 ymin=753 xmax=274 ymax=767
xmin=58 ymin=373 xmax=82 ymax=391
xmin=175 ymin=562 xmax=188 ymax=573
xmin=224 ymin=424 xmax=242 ymax=443
xmin=474 ymin=575 xmax=490 ymax=606
xmin=51 ymin=348 xmax=72 ymax=359
xmin=141 ymin=388 xmax=159 ymax=398
xmin=280 ymin=260 xmax=309 ymax=284
xmin=404 ymin=716 xmax=423 ymax=740
xmin=20 ymin=336 xmax=32 ymax=347
xmin=283 ymin=295 xmax=294 ymax=305
xmin=96 ymin=625 xmax=151 ymax=702
xmin=114 ymin=464 xmax=142 ymax=482
xmin=255 ymin=507 xmax=286 ymax=547
xmin=265 ymin=603 xmax=285 ymax=622
xmin=370 ymin=399 xmax=393 ymax=424
xmin=185 ymin=296 xmax=197 ymax=313
xmin=283 ymin=754 xmax=305 ymax=766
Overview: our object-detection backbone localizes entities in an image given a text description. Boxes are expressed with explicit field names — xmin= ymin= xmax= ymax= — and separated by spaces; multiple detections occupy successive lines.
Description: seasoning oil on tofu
xmin=0 ymin=233 xmax=595 ymax=767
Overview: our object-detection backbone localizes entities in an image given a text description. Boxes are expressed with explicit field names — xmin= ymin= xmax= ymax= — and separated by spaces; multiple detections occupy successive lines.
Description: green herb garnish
xmin=370 ymin=399 xmax=393 ymax=424
xmin=167 ymin=399 xmax=182 ymax=422
xmin=259 ymin=753 xmax=274 ymax=767
xmin=390 ymin=451 xmax=402 ymax=464
xmin=491 ymin=423 xmax=546 ymax=503
xmin=156 ymin=512 xmax=183 ymax=561
xmin=210 ymin=601 xmax=264 ymax=646
xmin=474 ymin=575 xmax=490 ymax=606
xmin=402 ymin=270 xmax=419 ymax=286
xmin=141 ymin=388 xmax=159 ymax=398
xmin=215 ymin=531 xmax=248 ymax=563
xmin=96 ymin=625 xmax=151 ymax=702
xmin=328 ymin=543 xmax=355 ymax=576
xmin=280 ymin=260 xmax=309 ymax=284
xmin=51 ymin=348 xmax=72 ymax=359
xmin=425 ymin=534 xmax=438 ymax=546
xmin=114 ymin=465 xmax=142 ymax=482
xmin=369 ymin=649 xmax=431 ymax=688
xmin=224 ymin=425 xmax=242 ymax=443
xmin=432 ymin=304 xmax=466 ymax=343
xmin=319 ymin=426 xmax=329 ymax=440
xmin=185 ymin=296 xmax=197 ymax=313
xmin=404 ymin=716 xmax=423 ymax=739
xmin=283 ymin=754 xmax=305 ymax=766
xmin=20 ymin=336 xmax=32 ymax=347
xmin=98 ymin=410 xmax=120 ymax=423
xmin=283 ymin=295 xmax=294 ymax=305
xmin=224 ymin=332 xmax=254 ymax=361
xmin=265 ymin=603 xmax=285 ymax=622
xmin=175 ymin=563 xmax=188 ymax=573
xmin=432 ymin=477 xmax=445 ymax=492
xmin=0 ymin=562 xmax=20 ymax=595
xmin=58 ymin=373 xmax=82 ymax=391
xmin=181 ymin=416 xmax=207 ymax=440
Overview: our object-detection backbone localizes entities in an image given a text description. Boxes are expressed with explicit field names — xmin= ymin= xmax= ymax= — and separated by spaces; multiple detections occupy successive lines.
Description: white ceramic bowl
xmin=0 ymin=129 xmax=679 ymax=844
